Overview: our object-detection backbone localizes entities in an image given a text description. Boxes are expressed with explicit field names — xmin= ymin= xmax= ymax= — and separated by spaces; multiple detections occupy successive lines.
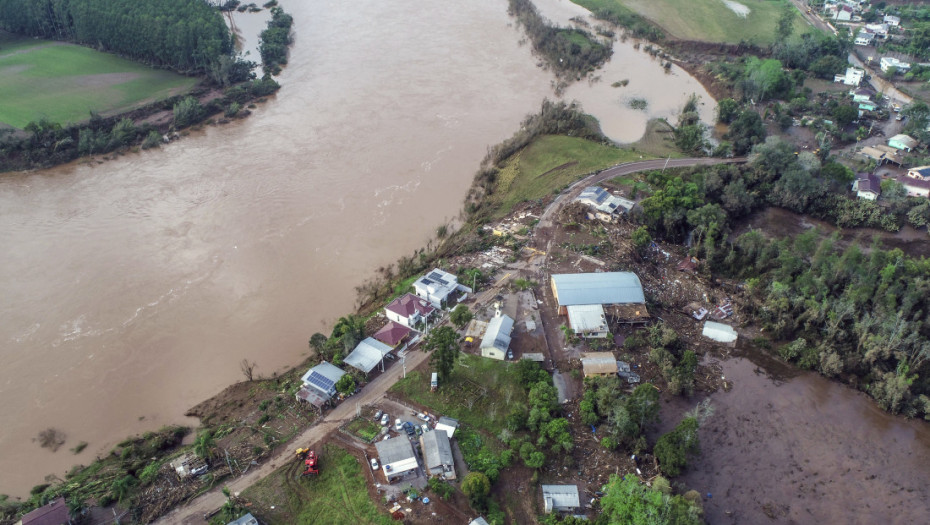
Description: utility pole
xmin=663 ymin=155 xmax=671 ymax=171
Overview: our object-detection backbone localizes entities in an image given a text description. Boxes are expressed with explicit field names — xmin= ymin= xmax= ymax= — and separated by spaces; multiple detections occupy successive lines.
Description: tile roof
xmin=385 ymin=293 xmax=435 ymax=319
xmin=21 ymin=498 xmax=69 ymax=525
xmin=373 ymin=321 xmax=412 ymax=346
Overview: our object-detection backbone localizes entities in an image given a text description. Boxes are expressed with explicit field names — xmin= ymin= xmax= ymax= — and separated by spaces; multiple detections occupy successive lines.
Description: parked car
xmin=370 ymin=458 xmax=380 ymax=470
xmin=421 ymin=424 xmax=430 ymax=434
xmin=403 ymin=421 xmax=415 ymax=435
xmin=416 ymin=412 xmax=429 ymax=421
xmin=394 ymin=418 xmax=403 ymax=431
xmin=381 ymin=413 xmax=390 ymax=426
xmin=507 ymin=350 xmax=513 ymax=360
xmin=373 ymin=410 xmax=383 ymax=421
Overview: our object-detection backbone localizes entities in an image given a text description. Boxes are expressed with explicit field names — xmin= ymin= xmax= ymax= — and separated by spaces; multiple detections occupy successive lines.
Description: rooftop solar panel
xmin=308 ymin=371 xmax=335 ymax=392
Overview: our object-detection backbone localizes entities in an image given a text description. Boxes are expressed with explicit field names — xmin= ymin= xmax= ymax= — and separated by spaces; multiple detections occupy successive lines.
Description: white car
xmin=370 ymin=458 xmax=380 ymax=470
xmin=394 ymin=418 xmax=403 ymax=431
xmin=380 ymin=413 xmax=390 ymax=426
xmin=416 ymin=412 xmax=429 ymax=422
xmin=421 ymin=424 xmax=430 ymax=434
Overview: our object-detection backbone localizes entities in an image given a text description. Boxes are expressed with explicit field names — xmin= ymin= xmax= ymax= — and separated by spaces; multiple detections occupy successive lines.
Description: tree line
xmin=634 ymin=150 xmax=930 ymax=419
xmin=0 ymin=0 xmax=232 ymax=74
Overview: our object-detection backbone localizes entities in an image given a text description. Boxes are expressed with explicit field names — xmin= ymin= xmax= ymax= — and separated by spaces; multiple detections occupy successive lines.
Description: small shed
xmin=888 ymin=134 xmax=918 ymax=152
xmin=522 ymin=353 xmax=545 ymax=362
xmin=581 ymin=352 xmax=619 ymax=377
xmin=566 ymin=304 xmax=609 ymax=338
xmin=541 ymin=484 xmax=580 ymax=513
xmin=376 ymin=437 xmax=419 ymax=482
xmin=420 ymin=428 xmax=456 ymax=479
xmin=480 ymin=314 xmax=514 ymax=360
xmin=702 ymin=321 xmax=738 ymax=343
xmin=435 ymin=416 xmax=460 ymax=439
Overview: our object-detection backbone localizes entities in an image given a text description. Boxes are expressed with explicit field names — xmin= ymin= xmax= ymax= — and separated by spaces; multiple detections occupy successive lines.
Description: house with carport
xmin=295 ymin=361 xmax=346 ymax=411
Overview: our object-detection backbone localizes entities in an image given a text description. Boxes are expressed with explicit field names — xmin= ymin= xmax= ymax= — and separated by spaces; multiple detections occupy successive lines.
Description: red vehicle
xmin=301 ymin=450 xmax=319 ymax=477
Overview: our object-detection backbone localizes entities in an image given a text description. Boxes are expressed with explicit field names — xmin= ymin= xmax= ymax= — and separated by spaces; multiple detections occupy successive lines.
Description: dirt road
xmin=154 ymin=348 xmax=431 ymax=524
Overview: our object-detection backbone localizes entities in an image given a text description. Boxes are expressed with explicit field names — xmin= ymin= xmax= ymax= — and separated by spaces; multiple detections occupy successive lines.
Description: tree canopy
xmin=0 ymin=0 xmax=232 ymax=73
xmin=426 ymin=326 xmax=460 ymax=384
xmin=600 ymin=475 xmax=704 ymax=525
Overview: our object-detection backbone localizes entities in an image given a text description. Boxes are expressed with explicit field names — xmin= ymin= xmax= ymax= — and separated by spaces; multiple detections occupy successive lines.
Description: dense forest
xmin=635 ymin=148 xmax=930 ymax=418
xmin=0 ymin=0 xmax=232 ymax=73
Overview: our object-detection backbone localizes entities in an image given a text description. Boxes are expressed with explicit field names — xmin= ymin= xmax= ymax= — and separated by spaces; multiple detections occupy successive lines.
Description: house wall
xmin=857 ymin=190 xmax=878 ymax=200
xmin=385 ymin=310 xmax=412 ymax=327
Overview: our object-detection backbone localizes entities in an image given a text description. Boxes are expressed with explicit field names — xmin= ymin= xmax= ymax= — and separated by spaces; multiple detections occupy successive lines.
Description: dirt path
xmin=154 ymin=348 xmax=431 ymax=524
xmin=153 ymin=157 xmax=742 ymax=524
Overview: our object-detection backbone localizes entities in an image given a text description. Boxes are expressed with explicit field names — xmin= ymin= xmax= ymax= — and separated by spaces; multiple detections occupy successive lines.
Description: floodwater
xmin=0 ymin=0 xmax=720 ymax=498
xmin=532 ymin=0 xmax=717 ymax=142
xmin=737 ymin=207 xmax=930 ymax=259
xmin=664 ymin=349 xmax=930 ymax=524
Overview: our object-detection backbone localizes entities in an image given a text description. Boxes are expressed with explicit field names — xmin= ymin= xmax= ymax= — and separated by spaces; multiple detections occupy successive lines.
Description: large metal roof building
xmin=551 ymin=272 xmax=645 ymax=308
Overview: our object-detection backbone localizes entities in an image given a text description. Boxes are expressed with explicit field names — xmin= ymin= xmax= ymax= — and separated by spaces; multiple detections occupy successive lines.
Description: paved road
xmin=154 ymin=348 xmax=431 ymax=524
xmin=155 ymin=157 xmax=743 ymax=524
xmin=536 ymin=157 xmax=745 ymax=227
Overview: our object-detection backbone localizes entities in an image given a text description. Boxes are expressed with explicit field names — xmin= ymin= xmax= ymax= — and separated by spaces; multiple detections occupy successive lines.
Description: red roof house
xmin=373 ymin=321 xmax=413 ymax=347
xmin=384 ymin=293 xmax=435 ymax=328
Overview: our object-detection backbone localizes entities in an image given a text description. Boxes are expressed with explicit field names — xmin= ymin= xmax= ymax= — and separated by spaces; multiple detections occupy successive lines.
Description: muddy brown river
xmin=3 ymin=0 xmax=929 ymax=515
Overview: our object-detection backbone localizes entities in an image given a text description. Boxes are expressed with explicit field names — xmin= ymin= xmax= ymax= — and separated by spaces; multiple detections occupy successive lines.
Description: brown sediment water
xmin=0 ymin=0 xmax=734 ymax=497
xmin=663 ymin=349 xmax=930 ymax=524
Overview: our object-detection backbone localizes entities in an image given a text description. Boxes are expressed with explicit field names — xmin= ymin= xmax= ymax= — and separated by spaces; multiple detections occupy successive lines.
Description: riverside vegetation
xmin=0 ymin=1 xmax=291 ymax=173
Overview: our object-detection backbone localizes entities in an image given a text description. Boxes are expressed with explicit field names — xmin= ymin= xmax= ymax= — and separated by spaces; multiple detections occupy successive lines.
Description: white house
xmin=480 ymin=312 xmax=514 ymax=360
xmin=834 ymin=67 xmax=865 ymax=86
xmin=883 ymin=14 xmax=901 ymax=27
xmin=854 ymin=30 xmax=874 ymax=46
xmin=385 ymin=293 xmax=435 ymax=328
xmin=865 ymin=23 xmax=889 ymax=38
xmin=852 ymin=172 xmax=882 ymax=200
xmin=834 ymin=5 xmax=853 ymax=21
xmin=575 ymin=186 xmax=634 ymax=222
xmin=899 ymin=175 xmax=930 ymax=198
xmin=880 ymin=56 xmax=911 ymax=73
xmin=375 ymin=437 xmax=420 ymax=483
xmin=541 ymin=485 xmax=581 ymax=514
xmin=907 ymin=166 xmax=930 ymax=181
xmin=413 ymin=268 xmax=471 ymax=308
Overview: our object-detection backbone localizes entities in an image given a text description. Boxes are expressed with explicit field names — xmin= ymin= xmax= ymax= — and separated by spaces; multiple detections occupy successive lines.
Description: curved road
xmin=153 ymin=156 xmax=744 ymax=524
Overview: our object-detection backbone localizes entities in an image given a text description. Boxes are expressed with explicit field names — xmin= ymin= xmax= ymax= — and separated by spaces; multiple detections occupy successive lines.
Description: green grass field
xmin=0 ymin=32 xmax=196 ymax=128
xmin=242 ymin=445 xmax=392 ymax=525
xmin=571 ymin=0 xmax=812 ymax=44
xmin=391 ymin=354 xmax=528 ymax=435
xmin=484 ymin=135 xmax=649 ymax=219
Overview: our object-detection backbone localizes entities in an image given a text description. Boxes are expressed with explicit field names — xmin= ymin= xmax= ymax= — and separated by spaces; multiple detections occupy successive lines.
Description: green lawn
xmin=242 ymin=445 xmax=392 ymax=525
xmin=390 ymin=354 xmax=527 ymax=436
xmin=486 ymin=135 xmax=649 ymax=219
xmin=571 ymin=0 xmax=813 ymax=44
xmin=0 ymin=33 xmax=196 ymax=128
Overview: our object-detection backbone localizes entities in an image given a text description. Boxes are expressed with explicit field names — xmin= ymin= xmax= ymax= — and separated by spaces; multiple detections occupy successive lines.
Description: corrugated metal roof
xmin=552 ymin=272 xmax=645 ymax=306
xmin=344 ymin=337 xmax=393 ymax=374
xmin=541 ymin=485 xmax=580 ymax=512
xmin=481 ymin=314 xmax=513 ymax=351
xmin=421 ymin=429 xmax=454 ymax=469
xmin=226 ymin=513 xmax=259 ymax=525
xmin=376 ymin=436 xmax=417 ymax=465
xmin=567 ymin=304 xmax=607 ymax=334
xmin=581 ymin=352 xmax=618 ymax=375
